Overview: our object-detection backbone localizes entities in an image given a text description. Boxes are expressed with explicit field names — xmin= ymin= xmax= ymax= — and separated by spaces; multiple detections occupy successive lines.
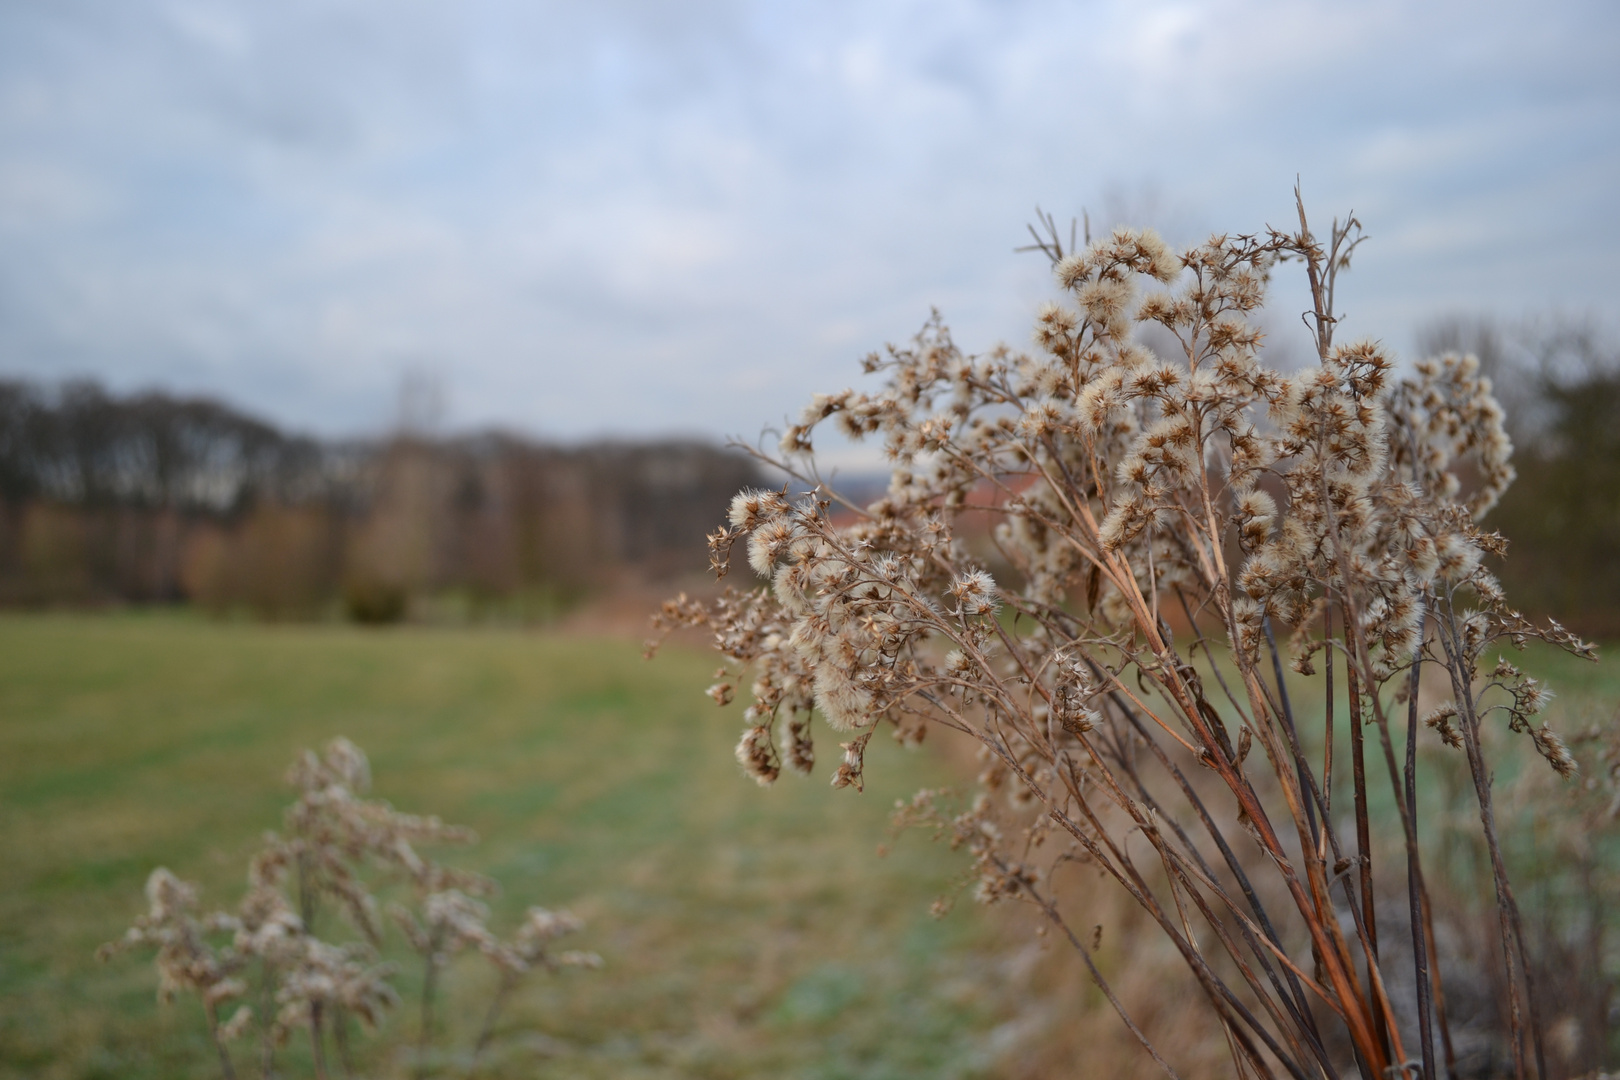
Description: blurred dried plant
xmin=101 ymin=738 xmax=598 ymax=1079
xmin=652 ymin=190 xmax=1604 ymax=1079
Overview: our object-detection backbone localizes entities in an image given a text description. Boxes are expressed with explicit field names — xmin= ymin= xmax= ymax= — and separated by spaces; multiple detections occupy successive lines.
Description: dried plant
xmin=1439 ymin=703 xmax=1620 ymax=1073
xmin=101 ymin=738 xmax=597 ymax=1079
xmin=469 ymin=906 xmax=600 ymax=1064
xmin=652 ymin=190 xmax=1599 ymax=1079
xmin=98 ymin=869 xmax=252 ymax=1079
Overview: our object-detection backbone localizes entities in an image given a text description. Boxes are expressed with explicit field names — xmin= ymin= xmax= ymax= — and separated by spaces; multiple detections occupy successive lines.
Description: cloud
xmin=0 ymin=0 xmax=1615 ymax=439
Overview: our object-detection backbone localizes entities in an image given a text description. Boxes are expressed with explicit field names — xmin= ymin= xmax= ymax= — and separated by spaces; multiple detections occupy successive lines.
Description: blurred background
xmin=0 ymin=0 xmax=1616 ymax=626
xmin=3 ymin=2 xmax=1620 ymax=1078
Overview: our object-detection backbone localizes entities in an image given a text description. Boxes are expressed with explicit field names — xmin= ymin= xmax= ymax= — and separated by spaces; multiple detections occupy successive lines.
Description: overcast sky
xmin=1 ymin=0 xmax=1616 ymax=446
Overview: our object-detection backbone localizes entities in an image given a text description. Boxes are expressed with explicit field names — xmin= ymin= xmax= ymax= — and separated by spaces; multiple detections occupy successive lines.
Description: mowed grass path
xmin=0 ymin=614 xmax=1013 ymax=1080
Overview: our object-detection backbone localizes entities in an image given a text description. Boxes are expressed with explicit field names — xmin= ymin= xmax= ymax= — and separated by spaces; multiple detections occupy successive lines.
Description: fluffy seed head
xmin=950 ymin=571 xmax=1001 ymax=616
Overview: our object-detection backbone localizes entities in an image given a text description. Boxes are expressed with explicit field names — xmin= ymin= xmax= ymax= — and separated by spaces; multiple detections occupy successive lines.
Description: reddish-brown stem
xmin=1344 ymin=642 xmax=1387 ymax=1061
xmin=1323 ymin=606 xmax=1334 ymax=821
xmin=1404 ymin=620 xmax=1436 ymax=1080
xmin=1004 ymin=855 xmax=1185 ymax=1080
xmin=1436 ymin=601 xmax=1544 ymax=1080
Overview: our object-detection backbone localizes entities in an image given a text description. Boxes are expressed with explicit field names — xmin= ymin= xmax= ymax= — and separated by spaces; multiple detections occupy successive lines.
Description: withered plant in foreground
xmin=652 ymin=193 xmax=1596 ymax=1080
xmin=101 ymin=739 xmax=599 ymax=1079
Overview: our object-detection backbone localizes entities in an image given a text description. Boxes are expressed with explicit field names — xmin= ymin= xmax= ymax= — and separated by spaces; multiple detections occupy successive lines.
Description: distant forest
xmin=0 ymin=379 xmax=763 ymax=620
xmin=1 ymin=316 xmax=1616 ymax=634
xmin=1418 ymin=317 xmax=1620 ymax=637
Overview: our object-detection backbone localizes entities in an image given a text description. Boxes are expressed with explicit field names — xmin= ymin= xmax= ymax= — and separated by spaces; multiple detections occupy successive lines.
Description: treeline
xmin=1422 ymin=317 xmax=1620 ymax=637
xmin=0 ymin=380 xmax=762 ymax=620
xmin=5 ymin=316 xmax=1614 ymax=631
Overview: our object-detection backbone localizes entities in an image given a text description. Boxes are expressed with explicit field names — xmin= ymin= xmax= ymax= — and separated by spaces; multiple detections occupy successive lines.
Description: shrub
xmin=100 ymin=739 xmax=598 ymax=1079
xmin=344 ymin=579 xmax=410 ymax=625
xmin=654 ymin=193 xmax=1597 ymax=1079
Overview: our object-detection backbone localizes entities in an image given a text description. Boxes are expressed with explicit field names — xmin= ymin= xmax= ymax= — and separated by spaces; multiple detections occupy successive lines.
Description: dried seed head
xmin=660 ymin=206 xmax=1594 ymax=1069
xmin=1424 ymin=703 xmax=1464 ymax=749
xmin=1531 ymin=724 xmax=1578 ymax=779
xmin=735 ymin=724 xmax=780 ymax=786
xmin=949 ymin=571 xmax=1001 ymax=616
xmin=729 ymin=488 xmax=789 ymax=530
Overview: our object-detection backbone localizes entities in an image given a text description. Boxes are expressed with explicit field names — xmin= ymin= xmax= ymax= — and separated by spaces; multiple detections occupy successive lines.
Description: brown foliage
xmin=657 ymin=197 xmax=1602 ymax=1079
xmin=0 ymin=384 xmax=763 ymax=618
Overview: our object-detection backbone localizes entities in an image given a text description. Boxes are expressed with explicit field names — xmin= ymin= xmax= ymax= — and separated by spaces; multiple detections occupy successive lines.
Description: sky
xmin=1 ymin=0 xmax=1616 ymax=450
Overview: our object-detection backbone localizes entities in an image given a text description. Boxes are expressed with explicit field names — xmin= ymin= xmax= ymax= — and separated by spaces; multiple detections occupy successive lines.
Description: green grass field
xmin=0 ymin=613 xmax=1017 ymax=1080
xmin=3 ymin=612 xmax=1615 ymax=1080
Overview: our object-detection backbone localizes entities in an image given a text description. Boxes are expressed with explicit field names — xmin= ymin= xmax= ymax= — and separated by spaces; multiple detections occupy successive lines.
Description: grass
xmin=0 ymin=612 xmax=1020 ymax=1080
xmin=2 ymin=612 xmax=1613 ymax=1079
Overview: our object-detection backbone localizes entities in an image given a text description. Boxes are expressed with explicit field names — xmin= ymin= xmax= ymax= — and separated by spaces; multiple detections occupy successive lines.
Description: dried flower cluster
xmin=654 ymin=194 xmax=1595 ymax=1080
xmin=102 ymin=739 xmax=597 ymax=1080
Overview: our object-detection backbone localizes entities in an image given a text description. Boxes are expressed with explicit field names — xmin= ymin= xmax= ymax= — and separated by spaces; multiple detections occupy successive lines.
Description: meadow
xmin=3 ymin=611 xmax=1616 ymax=1079
xmin=0 ymin=613 xmax=1032 ymax=1080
